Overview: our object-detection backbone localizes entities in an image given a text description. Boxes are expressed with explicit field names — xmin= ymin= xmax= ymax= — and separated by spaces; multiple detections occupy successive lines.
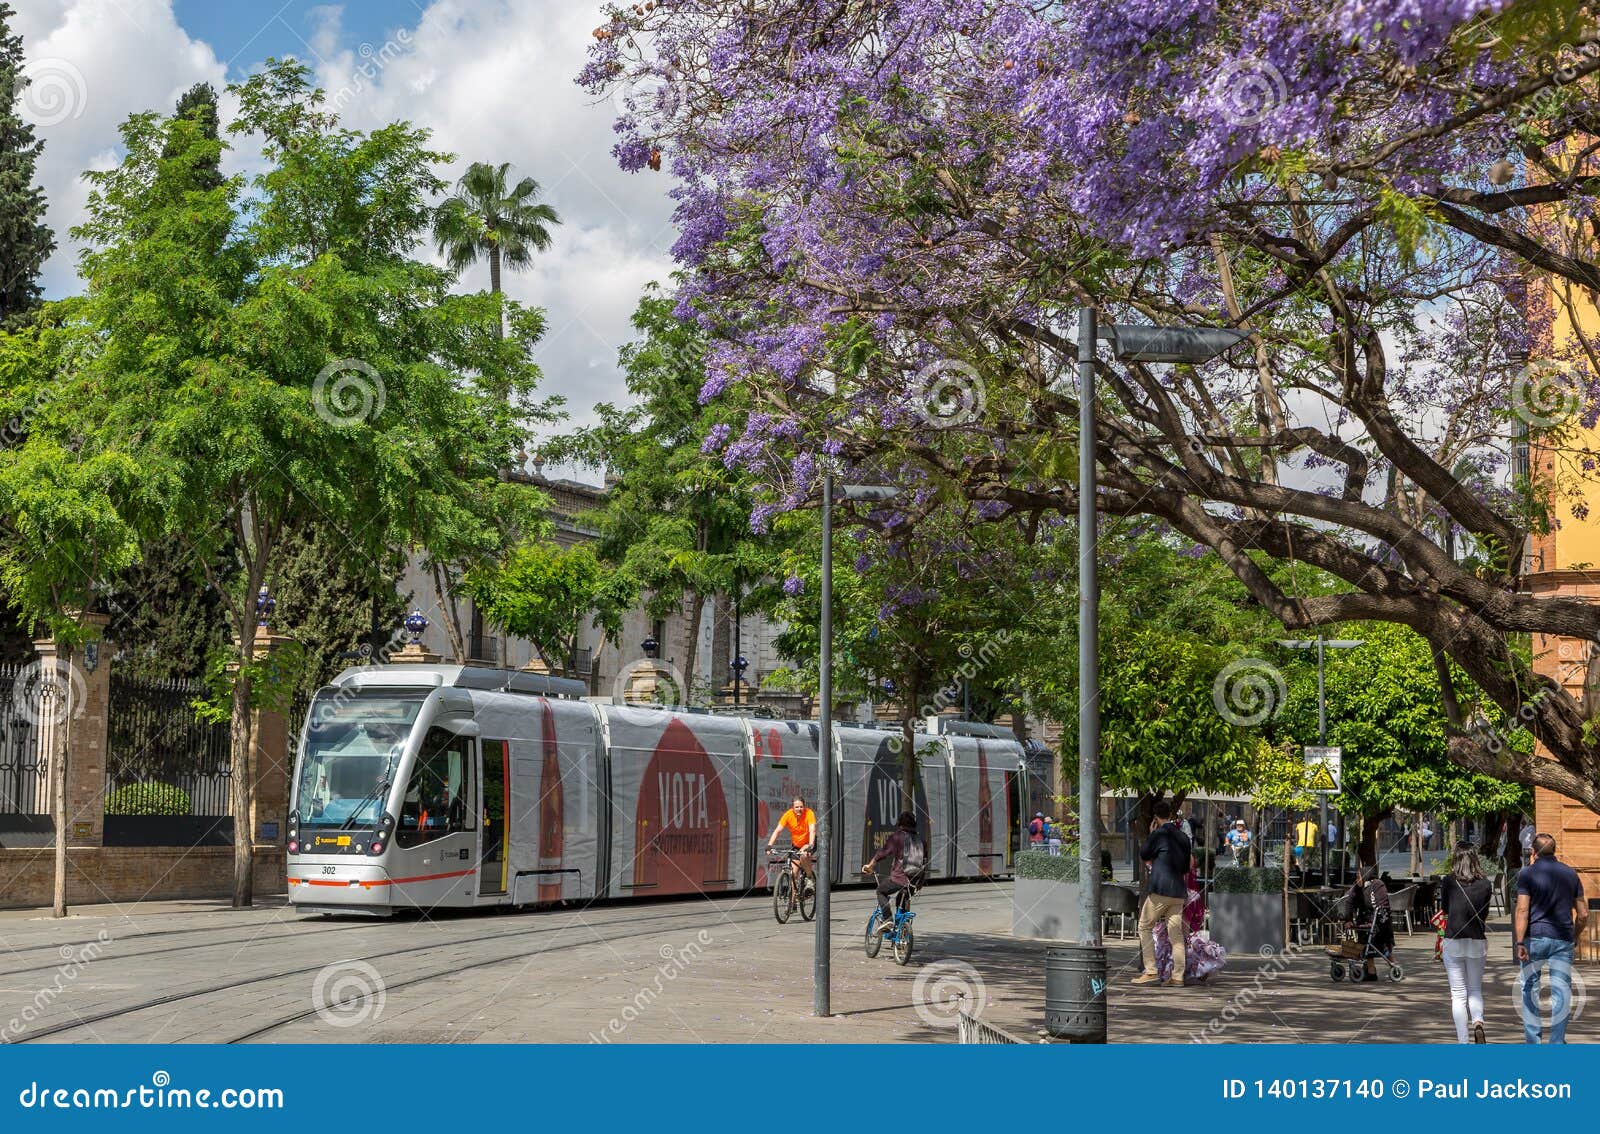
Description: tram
xmin=285 ymin=664 xmax=1031 ymax=915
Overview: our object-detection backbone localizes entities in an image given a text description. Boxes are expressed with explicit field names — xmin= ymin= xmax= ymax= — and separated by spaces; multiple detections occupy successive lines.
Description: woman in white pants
xmin=1439 ymin=844 xmax=1494 ymax=1043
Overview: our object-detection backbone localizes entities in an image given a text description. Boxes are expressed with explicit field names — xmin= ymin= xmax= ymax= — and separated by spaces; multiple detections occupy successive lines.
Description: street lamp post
xmin=815 ymin=475 xmax=901 ymax=1018
xmin=1277 ymin=637 xmax=1363 ymax=883
xmin=1050 ymin=310 xmax=1246 ymax=1043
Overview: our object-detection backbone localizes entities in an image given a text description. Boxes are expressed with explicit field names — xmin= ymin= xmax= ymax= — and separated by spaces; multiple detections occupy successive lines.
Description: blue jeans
xmin=1519 ymin=937 xmax=1576 ymax=1044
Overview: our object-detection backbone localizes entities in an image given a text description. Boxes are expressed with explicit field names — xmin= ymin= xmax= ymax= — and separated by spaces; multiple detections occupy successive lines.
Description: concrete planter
xmin=1013 ymin=876 xmax=1081 ymax=941
xmin=1208 ymin=891 xmax=1285 ymax=955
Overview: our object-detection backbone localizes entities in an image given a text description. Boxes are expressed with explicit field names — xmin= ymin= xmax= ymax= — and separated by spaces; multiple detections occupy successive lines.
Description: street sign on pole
xmin=1303 ymin=746 xmax=1341 ymax=794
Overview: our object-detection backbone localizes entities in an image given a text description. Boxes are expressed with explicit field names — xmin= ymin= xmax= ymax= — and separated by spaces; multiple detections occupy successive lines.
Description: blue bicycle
xmin=863 ymin=875 xmax=917 ymax=965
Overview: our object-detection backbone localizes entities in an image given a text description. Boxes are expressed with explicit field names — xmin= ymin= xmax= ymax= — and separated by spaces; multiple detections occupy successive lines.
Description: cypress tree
xmin=0 ymin=2 xmax=54 ymax=325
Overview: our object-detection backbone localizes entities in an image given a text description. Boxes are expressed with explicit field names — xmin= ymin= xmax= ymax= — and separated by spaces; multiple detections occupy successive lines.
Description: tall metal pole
xmin=1077 ymin=306 xmax=1103 ymax=957
xmin=814 ymin=467 xmax=833 ymax=1017
xmin=733 ymin=582 xmax=742 ymax=707
xmin=1317 ymin=636 xmax=1328 ymax=877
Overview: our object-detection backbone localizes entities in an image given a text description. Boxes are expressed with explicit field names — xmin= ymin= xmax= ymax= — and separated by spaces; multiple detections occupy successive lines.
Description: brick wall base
xmin=0 ymin=846 xmax=285 ymax=910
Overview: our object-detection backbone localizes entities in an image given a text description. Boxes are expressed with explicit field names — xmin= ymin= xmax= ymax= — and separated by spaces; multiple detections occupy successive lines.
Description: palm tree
xmin=432 ymin=161 xmax=561 ymax=337
xmin=431 ymin=163 xmax=561 ymax=666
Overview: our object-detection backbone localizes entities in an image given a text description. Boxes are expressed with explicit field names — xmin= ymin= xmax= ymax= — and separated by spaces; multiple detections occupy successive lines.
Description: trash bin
xmin=1045 ymin=944 xmax=1107 ymax=1042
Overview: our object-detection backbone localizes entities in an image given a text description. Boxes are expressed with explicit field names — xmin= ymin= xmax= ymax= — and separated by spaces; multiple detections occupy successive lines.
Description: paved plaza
xmin=0 ymin=881 xmax=1587 ymax=1044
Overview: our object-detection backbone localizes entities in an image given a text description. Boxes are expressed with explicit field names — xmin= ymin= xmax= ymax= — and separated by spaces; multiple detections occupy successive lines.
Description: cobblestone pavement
xmin=0 ymin=882 xmax=1587 ymax=1044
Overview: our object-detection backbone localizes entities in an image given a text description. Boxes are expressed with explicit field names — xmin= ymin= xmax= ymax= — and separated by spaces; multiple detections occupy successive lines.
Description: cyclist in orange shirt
xmin=768 ymin=796 xmax=817 ymax=885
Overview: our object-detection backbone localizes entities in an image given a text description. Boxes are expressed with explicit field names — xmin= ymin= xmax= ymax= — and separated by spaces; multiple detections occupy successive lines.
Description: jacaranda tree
xmin=581 ymin=1 xmax=1600 ymax=809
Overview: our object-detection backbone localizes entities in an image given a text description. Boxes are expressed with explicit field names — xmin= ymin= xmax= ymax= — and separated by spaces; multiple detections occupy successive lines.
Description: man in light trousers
xmin=1133 ymin=799 xmax=1191 ymax=987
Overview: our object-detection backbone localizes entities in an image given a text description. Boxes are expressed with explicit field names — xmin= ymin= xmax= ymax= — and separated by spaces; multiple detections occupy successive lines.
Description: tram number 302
xmin=321 ymin=866 xmax=338 ymax=875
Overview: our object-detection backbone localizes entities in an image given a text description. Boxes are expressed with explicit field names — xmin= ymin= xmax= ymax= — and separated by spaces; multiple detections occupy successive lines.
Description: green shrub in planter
xmin=1017 ymin=849 xmax=1080 ymax=883
xmin=1211 ymin=866 xmax=1283 ymax=894
xmin=104 ymin=781 xmax=191 ymax=817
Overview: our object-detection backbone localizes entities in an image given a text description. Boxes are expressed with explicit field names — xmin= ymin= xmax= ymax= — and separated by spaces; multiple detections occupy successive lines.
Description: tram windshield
xmin=295 ymin=694 xmax=424 ymax=828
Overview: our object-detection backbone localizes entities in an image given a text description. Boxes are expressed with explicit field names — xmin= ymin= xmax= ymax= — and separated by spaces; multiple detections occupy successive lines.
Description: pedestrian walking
xmin=1028 ymin=812 xmax=1045 ymax=847
xmin=1045 ymin=816 xmax=1062 ymax=857
xmin=1439 ymin=843 xmax=1493 ymax=1043
xmin=1516 ymin=834 xmax=1588 ymax=1044
xmin=1346 ymin=865 xmax=1395 ymax=979
xmin=1133 ymin=800 xmax=1192 ymax=987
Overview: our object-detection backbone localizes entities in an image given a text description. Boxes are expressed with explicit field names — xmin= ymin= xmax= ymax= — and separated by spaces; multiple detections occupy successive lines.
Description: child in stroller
xmin=1326 ymin=865 xmax=1404 ymax=983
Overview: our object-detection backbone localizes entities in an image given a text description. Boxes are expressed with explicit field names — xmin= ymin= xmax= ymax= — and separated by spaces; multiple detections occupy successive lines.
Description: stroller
xmin=1325 ymin=891 xmax=1404 ymax=983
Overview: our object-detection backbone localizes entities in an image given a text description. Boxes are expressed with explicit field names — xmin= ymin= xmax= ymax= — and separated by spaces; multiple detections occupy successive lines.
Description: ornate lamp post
xmin=255 ymin=585 xmax=276 ymax=633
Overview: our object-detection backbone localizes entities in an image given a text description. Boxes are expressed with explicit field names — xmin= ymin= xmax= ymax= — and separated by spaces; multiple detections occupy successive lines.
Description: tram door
xmin=394 ymin=725 xmax=479 ymax=907
xmin=480 ymin=739 xmax=510 ymax=895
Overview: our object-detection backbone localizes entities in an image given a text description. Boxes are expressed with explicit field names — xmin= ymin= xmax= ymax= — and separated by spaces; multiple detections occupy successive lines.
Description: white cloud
xmin=16 ymin=0 xmax=227 ymax=295
xmin=19 ymin=0 xmax=677 ymax=434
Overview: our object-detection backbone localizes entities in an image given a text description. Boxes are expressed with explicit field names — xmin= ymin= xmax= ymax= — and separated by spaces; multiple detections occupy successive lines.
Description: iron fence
xmin=956 ymin=1007 xmax=1031 ymax=1044
xmin=104 ymin=675 xmax=233 ymax=845
xmin=0 ymin=661 xmax=47 ymax=817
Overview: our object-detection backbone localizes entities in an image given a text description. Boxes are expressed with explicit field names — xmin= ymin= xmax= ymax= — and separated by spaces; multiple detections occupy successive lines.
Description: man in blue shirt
xmin=1515 ymin=833 xmax=1588 ymax=1044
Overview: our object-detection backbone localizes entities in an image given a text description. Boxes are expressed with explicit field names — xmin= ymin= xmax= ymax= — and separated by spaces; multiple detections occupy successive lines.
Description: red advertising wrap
xmin=537 ymin=701 xmax=564 ymax=901
xmin=631 ymin=717 xmax=731 ymax=895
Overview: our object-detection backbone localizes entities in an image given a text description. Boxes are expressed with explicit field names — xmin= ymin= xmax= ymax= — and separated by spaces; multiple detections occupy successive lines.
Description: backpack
xmin=900 ymin=834 xmax=927 ymax=882
xmin=1028 ymin=818 xmax=1043 ymax=839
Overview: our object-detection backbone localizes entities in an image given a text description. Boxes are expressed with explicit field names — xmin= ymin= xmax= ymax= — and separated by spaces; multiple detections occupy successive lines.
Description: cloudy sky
xmin=13 ymin=0 xmax=677 ymax=468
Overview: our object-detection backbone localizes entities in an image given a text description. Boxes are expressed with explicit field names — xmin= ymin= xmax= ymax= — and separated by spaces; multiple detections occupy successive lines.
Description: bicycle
xmin=769 ymin=848 xmax=816 ymax=924
xmin=863 ymin=870 xmax=919 ymax=965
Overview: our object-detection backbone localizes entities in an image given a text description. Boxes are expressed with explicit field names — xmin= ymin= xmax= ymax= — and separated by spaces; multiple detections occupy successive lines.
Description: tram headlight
xmin=369 ymin=841 xmax=384 ymax=855
xmin=288 ymin=839 xmax=298 ymax=853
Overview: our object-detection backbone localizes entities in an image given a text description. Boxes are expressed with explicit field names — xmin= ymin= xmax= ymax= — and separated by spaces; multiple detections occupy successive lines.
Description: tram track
xmin=9 ymin=886 xmax=992 ymax=1044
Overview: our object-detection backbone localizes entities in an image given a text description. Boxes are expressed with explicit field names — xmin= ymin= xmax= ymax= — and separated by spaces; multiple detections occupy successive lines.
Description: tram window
xmin=396 ymin=728 xmax=476 ymax=847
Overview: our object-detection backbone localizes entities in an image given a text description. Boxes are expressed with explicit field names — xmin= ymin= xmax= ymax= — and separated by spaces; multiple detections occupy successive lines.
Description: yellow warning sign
xmin=1306 ymin=763 xmax=1339 ymax=792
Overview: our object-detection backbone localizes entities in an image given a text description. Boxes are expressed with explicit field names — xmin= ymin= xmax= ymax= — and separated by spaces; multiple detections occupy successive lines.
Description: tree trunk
xmin=681 ymin=592 xmax=706 ymax=703
xmin=430 ymin=562 xmax=468 ymax=663
xmin=900 ymin=674 xmax=922 ymax=816
xmin=1409 ymin=813 xmax=1422 ymax=879
xmin=489 ymin=246 xmax=504 ymax=339
xmin=1358 ymin=807 xmax=1390 ymax=867
xmin=230 ymin=649 xmax=256 ymax=908
xmin=49 ymin=645 xmax=72 ymax=919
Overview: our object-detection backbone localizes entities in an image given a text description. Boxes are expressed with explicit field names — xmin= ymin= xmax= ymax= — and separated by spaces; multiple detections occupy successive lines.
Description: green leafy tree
xmin=29 ymin=60 xmax=549 ymax=906
xmin=265 ymin=522 xmax=409 ymax=695
xmin=773 ymin=499 xmax=1025 ymax=811
xmin=0 ymin=438 xmax=143 ymax=917
xmin=552 ymin=282 xmax=780 ymax=698
xmin=0 ymin=3 xmax=53 ymax=325
xmin=467 ymin=541 xmax=635 ymax=679
xmin=1271 ymin=623 xmax=1529 ymax=867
